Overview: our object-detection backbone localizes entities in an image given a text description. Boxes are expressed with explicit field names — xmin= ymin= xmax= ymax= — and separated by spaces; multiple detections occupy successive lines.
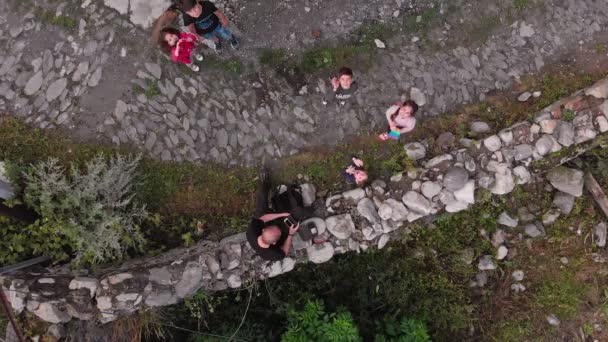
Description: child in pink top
xmin=159 ymin=27 xmax=204 ymax=71
xmin=379 ymin=100 xmax=418 ymax=141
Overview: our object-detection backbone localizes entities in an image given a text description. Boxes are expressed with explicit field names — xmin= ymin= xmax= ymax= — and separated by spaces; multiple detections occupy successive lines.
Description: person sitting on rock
xmin=378 ymin=100 xmax=418 ymax=141
xmin=323 ymin=67 xmax=358 ymax=106
xmin=159 ymin=27 xmax=204 ymax=71
xmin=247 ymin=170 xmax=313 ymax=261
xmin=179 ymin=0 xmax=240 ymax=51
xmin=341 ymin=156 xmax=368 ymax=186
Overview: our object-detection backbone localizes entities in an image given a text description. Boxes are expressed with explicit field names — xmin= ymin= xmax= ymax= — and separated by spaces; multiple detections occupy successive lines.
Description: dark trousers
xmin=254 ymin=179 xmax=312 ymax=221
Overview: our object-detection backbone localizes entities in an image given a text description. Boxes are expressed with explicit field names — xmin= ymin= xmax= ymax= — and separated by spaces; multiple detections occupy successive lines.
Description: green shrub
xmin=21 ymin=154 xmax=147 ymax=266
xmin=375 ymin=318 xmax=431 ymax=342
xmin=282 ymin=300 xmax=362 ymax=342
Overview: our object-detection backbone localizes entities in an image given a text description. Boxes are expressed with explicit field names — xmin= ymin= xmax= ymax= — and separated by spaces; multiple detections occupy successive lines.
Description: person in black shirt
xmin=179 ymin=0 xmax=239 ymax=51
xmin=323 ymin=67 xmax=359 ymax=106
xmin=246 ymin=170 xmax=301 ymax=261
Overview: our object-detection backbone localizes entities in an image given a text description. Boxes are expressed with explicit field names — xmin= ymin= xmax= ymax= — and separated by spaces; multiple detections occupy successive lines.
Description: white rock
xmin=410 ymin=87 xmax=427 ymax=106
xmin=378 ymin=234 xmax=390 ymax=249
xmin=511 ymin=283 xmax=526 ymax=293
xmin=31 ymin=302 xmax=71 ymax=324
xmin=306 ymin=242 xmax=334 ymax=264
xmin=68 ymin=277 xmax=98 ymax=298
xmin=342 ymin=188 xmax=366 ymax=203
xmin=453 ymin=180 xmax=475 ymax=204
xmin=226 ymin=274 xmax=242 ymax=288
xmin=421 ymin=181 xmax=442 ymax=199
xmin=484 ymin=135 xmax=502 ymax=152
xmin=519 ymin=22 xmax=535 ymax=37
xmin=491 ymin=168 xmax=515 ymax=195
xmin=513 ymin=166 xmax=531 ymax=185
xmin=402 ymin=191 xmax=432 ymax=215
xmin=518 ymin=92 xmax=532 ymax=102
xmin=498 ymin=212 xmax=519 ymax=228
xmin=24 ymin=71 xmax=44 ymax=96
xmin=300 ymin=183 xmax=316 ymax=206
xmin=546 ymin=166 xmax=584 ymax=197
xmin=374 ymin=39 xmax=386 ymax=49
xmin=357 ymin=198 xmax=382 ymax=226
xmin=325 ymin=214 xmax=356 ymax=239
xmin=478 ymin=255 xmax=496 ymax=270
xmin=496 ymin=246 xmax=508 ymax=260
xmin=383 ymin=198 xmax=409 ymax=221
xmin=512 ymin=270 xmax=525 ymax=282
xmin=546 ymin=314 xmax=560 ymax=326
xmin=595 ymin=222 xmax=607 ymax=247
xmin=596 ymin=116 xmax=608 ymax=133
xmin=378 ymin=203 xmax=393 ymax=220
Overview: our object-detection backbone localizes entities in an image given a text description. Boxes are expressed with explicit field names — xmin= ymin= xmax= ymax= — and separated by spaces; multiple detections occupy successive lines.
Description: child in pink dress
xmin=159 ymin=27 xmax=204 ymax=71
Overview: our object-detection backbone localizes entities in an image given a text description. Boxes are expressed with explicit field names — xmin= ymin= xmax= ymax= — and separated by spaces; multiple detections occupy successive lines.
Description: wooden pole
xmin=585 ymin=172 xmax=608 ymax=219
xmin=0 ymin=285 xmax=26 ymax=342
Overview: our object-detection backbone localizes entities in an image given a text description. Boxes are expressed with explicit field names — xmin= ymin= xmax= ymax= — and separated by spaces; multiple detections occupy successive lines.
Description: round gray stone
xmin=443 ymin=166 xmax=469 ymax=191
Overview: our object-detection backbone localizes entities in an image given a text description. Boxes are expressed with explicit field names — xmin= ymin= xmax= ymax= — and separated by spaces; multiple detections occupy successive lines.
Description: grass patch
xmin=133 ymin=80 xmax=161 ymax=98
xmin=404 ymin=7 xmax=441 ymax=33
xmin=513 ymin=0 xmax=530 ymax=11
xmin=34 ymin=7 xmax=77 ymax=30
xmin=300 ymin=46 xmax=369 ymax=74
xmin=203 ymin=56 xmax=244 ymax=74
xmin=258 ymin=21 xmax=395 ymax=75
xmin=534 ymin=270 xmax=587 ymax=319
xmin=259 ymin=48 xmax=289 ymax=66
xmin=495 ymin=319 xmax=533 ymax=342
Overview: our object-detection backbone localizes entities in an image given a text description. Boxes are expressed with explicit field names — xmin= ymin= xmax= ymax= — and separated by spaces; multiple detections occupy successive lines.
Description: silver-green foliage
xmin=23 ymin=154 xmax=147 ymax=266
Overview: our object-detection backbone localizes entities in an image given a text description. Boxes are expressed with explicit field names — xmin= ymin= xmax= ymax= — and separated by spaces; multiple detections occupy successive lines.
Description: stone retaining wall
xmin=2 ymin=77 xmax=608 ymax=325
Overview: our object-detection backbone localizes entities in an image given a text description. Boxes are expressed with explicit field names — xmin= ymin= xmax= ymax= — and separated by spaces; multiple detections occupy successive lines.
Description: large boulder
xmin=299 ymin=183 xmax=316 ymax=206
xmin=443 ymin=167 xmax=469 ymax=191
xmin=342 ymin=188 xmax=366 ymax=203
xmin=403 ymin=142 xmax=426 ymax=160
xmin=379 ymin=198 xmax=409 ymax=222
xmin=552 ymin=191 xmax=575 ymax=215
xmin=546 ymin=166 xmax=584 ymax=197
xmin=357 ymin=198 xmax=382 ymax=226
xmin=325 ymin=214 xmax=356 ymax=239
xmin=306 ymin=242 xmax=334 ymax=263
xmin=402 ymin=191 xmax=432 ymax=215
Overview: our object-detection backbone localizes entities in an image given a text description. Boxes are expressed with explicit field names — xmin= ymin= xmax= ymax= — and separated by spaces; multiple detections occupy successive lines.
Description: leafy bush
xmin=282 ymin=300 xmax=362 ymax=342
xmin=20 ymin=154 xmax=147 ymax=266
xmin=375 ymin=318 xmax=431 ymax=342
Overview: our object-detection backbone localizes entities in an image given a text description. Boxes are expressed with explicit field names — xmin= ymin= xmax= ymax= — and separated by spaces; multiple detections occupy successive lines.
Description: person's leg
xmin=254 ymin=169 xmax=271 ymax=217
xmin=286 ymin=186 xmax=313 ymax=221
xmin=214 ymin=25 xmax=239 ymax=50
xmin=202 ymin=32 xmax=221 ymax=50
xmin=214 ymin=25 xmax=234 ymax=40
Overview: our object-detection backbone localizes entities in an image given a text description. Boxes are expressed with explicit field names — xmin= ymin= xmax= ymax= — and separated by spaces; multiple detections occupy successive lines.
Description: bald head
xmin=261 ymin=226 xmax=282 ymax=245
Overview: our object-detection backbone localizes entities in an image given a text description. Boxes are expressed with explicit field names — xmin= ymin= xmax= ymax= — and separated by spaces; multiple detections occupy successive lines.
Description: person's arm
xmin=183 ymin=32 xmax=197 ymax=42
xmin=258 ymin=213 xmax=290 ymax=223
xmin=330 ymin=77 xmax=339 ymax=92
xmin=385 ymin=105 xmax=400 ymax=125
xmin=281 ymin=222 xmax=300 ymax=256
xmin=214 ymin=10 xmax=229 ymax=27
xmin=398 ymin=117 xmax=416 ymax=133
